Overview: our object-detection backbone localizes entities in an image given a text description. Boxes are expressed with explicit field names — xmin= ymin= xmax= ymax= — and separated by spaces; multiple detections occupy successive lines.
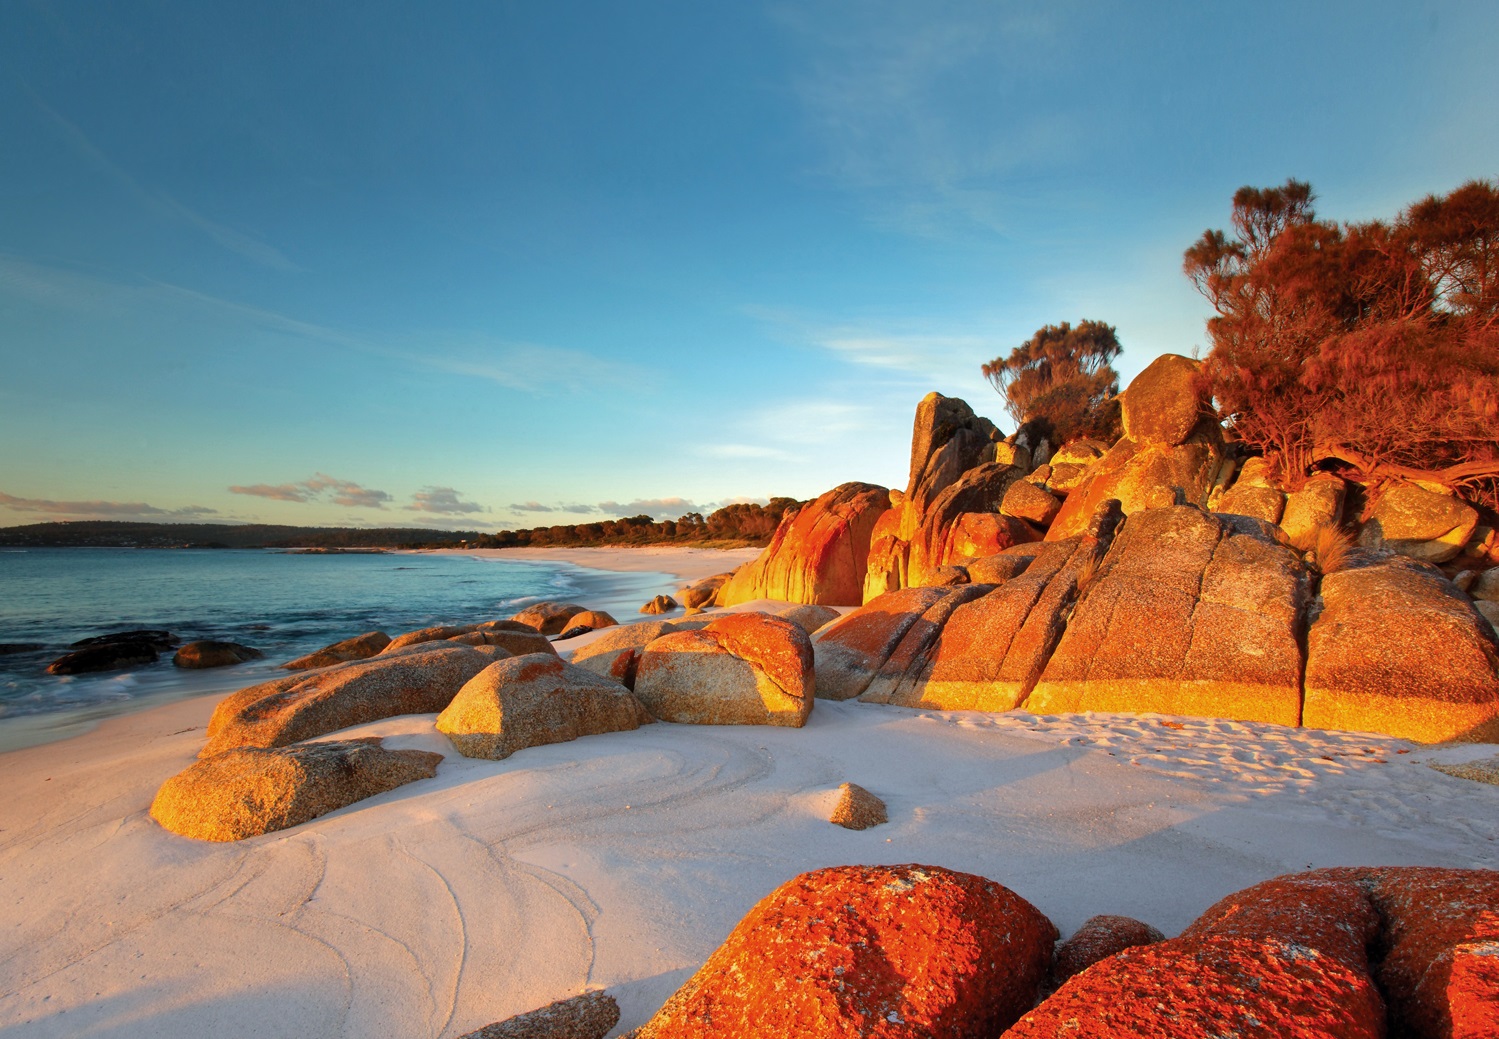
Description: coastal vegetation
xmin=1186 ymin=178 xmax=1499 ymax=509
xmin=981 ymin=319 xmax=1123 ymax=445
xmin=0 ymin=499 xmax=802 ymax=550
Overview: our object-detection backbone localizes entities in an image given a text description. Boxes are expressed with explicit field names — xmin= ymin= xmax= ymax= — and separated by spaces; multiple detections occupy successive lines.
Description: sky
xmin=2 ymin=1 xmax=1496 ymax=530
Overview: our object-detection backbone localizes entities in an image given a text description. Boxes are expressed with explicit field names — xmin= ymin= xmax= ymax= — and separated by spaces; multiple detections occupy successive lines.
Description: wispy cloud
xmin=26 ymin=90 xmax=300 ymax=271
xmin=696 ymin=444 xmax=793 ymax=460
xmin=0 ymin=256 xmax=645 ymax=397
xmin=409 ymin=338 xmax=650 ymax=395
xmin=0 ymin=491 xmax=217 ymax=520
xmin=595 ymin=497 xmax=704 ymax=519
xmin=407 ymin=487 xmax=485 ymax=515
xmin=775 ymin=2 xmax=1075 ymax=238
xmin=229 ymin=474 xmax=392 ymax=509
xmin=510 ymin=501 xmax=561 ymax=513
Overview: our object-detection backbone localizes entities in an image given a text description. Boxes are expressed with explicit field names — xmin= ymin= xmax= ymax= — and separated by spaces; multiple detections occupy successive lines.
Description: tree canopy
xmin=1185 ymin=178 xmax=1499 ymax=508
xmin=981 ymin=320 xmax=1123 ymax=444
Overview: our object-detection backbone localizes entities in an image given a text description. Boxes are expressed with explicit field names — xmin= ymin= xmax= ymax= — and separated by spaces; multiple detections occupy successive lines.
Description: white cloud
xmin=0 ymin=491 xmax=217 ymax=520
xmin=595 ymin=497 xmax=705 ymax=519
xmin=27 ymin=90 xmax=300 ymax=271
xmin=229 ymin=473 xmax=391 ymax=509
xmin=775 ymin=1 xmax=1078 ymax=238
xmin=406 ymin=487 xmax=485 ymax=515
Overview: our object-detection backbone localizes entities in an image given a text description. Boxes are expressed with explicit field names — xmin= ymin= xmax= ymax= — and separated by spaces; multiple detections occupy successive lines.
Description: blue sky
xmin=2 ymin=1 xmax=1495 ymax=530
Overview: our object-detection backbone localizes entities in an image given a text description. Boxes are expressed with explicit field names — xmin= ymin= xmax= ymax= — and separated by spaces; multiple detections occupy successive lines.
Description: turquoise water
xmin=0 ymin=548 xmax=672 ymax=749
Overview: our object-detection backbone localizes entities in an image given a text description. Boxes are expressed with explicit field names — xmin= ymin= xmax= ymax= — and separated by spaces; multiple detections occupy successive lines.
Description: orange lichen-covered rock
xmin=1051 ymin=915 xmax=1164 ymax=987
xmin=1179 ymin=874 xmax=1380 ymax=972
xmin=633 ymin=864 xmax=1058 ymax=1039
xmin=202 ymin=643 xmax=491 ymax=756
xmin=633 ymin=612 xmax=814 ymax=726
xmin=1027 ymin=507 xmax=1310 ymax=727
xmin=383 ymin=623 xmax=479 ymax=653
xmin=1120 ymin=353 xmax=1213 ymax=447
xmin=1303 ymin=556 xmax=1499 ymax=743
xmin=1318 ymin=866 xmax=1499 ymax=1039
xmin=678 ymin=572 xmax=734 ymax=609
xmin=1000 ymin=479 xmax=1062 ymax=528
xmin=718 ymin=483 xmax=890 ymax=607
xmin=854 ymin=584 xmax=992 ymax=706
xmin=1006 ymin=935 xmax=1385 ymax=1039
xmin=152 ymin=737 xmax=442 ymax=842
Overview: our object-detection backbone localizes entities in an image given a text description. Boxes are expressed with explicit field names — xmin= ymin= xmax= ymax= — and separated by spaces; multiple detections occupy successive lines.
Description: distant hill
xmin=0 ymin=496 xmax=803 ymax=550
xmin=0 ymin=521 xmax=479 ymax=549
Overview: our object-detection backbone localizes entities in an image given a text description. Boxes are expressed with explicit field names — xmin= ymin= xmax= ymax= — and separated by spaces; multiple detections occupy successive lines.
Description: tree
xmin=981 ymin=320 xmax=1123 ymax=444
xmin=1185 ymin=178 xmax=1499 ymax=508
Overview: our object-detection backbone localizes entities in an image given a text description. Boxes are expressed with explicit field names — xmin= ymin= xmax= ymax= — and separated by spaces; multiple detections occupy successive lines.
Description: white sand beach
xmin=3 ymin=546 xmax=1496 ymax=1038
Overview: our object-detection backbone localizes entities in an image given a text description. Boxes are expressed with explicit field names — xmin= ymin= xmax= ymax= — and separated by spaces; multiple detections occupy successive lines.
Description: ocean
xmin=0 ymin=548 xmax=674 ymax=750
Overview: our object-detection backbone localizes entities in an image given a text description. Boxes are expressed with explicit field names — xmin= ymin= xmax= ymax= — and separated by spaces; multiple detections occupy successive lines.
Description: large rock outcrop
xmin=202 ymin=643 xmax=492 ymax=756
xmin=632 ymin=864 xmax=1057 ymax=1039
xmin=1303 ymin=555 xmax=1499 ymax=742
xmin=1046 ymin=355 xmax=1228 ymax=541
xmin=632 ymin=613 xmax=814 ymax=726
xmin=864 ymin=393 xmax=1009 ymax=601
xmin=862 ymin=538 xmax=1101 ymax=713
xmin=151 ymin=737 xmax=442 ymax=842
xmin=1027 ymin=507 xmax=1311 ymax=727
xmin=436 ymin=654 xmax=651 ymax=760
xmin=717 ymin=482 xmax=890 ymax=607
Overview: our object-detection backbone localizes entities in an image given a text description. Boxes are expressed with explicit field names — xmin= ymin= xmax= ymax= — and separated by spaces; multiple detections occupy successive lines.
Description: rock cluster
xmin=625 ymin=864 xmax=1499 ymax=1039
xmin=156 ymin=605 xmax=822 ymax=841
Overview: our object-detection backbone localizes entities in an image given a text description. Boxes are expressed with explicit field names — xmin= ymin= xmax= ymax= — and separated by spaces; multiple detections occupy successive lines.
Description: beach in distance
xmin=1 ymin=543 xmax=1496 ymax=1038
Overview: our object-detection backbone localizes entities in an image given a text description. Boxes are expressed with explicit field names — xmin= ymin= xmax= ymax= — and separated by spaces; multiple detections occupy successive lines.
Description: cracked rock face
xmin=1029 ymin=507 xmax=1311 ymax=726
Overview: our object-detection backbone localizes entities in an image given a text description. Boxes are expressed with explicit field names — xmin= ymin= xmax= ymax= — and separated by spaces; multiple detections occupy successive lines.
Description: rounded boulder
xmin=633 ymin=863 xmax=1058 ymax=1039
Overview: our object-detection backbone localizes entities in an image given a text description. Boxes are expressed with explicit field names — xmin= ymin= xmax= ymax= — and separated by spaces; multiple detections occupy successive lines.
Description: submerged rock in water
xmin=173 ymin=640 xmax=264 ymax=669
xmin=47 ymin=630 xmax=179 ymax=675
